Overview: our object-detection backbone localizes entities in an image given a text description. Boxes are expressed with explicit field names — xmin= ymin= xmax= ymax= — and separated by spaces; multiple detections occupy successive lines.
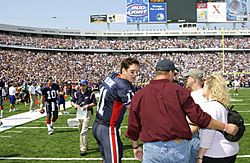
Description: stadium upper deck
xmin=0 ymin=23 xmax=250 ymax=37
xmin=0 ymin=24 xmax=249 ymax=52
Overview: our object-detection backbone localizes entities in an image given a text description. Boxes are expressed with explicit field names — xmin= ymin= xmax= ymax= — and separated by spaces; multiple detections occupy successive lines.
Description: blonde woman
xmin=197 ymin=73 xmax=239 ymax=163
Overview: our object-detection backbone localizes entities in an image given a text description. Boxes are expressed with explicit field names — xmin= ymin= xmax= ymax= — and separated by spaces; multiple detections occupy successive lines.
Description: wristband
xmin=132 ymin=145 xmax=139 ymax=149
xmin=223 ymin=124 xmax=228 ymax=132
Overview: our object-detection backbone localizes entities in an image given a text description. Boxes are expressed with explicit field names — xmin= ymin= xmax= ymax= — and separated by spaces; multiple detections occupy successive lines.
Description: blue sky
xmin=0 ymin=0 xmax=249 ymax=31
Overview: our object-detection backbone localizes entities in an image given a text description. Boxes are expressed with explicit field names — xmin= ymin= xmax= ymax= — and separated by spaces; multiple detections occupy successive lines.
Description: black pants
xmin=203 ymin=154 xmax=237 ymax=163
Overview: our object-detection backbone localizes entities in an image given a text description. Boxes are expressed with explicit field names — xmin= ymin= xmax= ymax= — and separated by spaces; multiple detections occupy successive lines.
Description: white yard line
xmin=230 ymin=103 xmax=249 ymax=106
xmin=14 ymin=124 xmax=250 ymax=129
xmin=5 ymin=130 xmax=22 ymax=133
xmin=231 ymin=99 xmax=243 ymax=102
xmin=0 ymin=155 xmax=250 ymax=161
xmin=238 ymin=111 xmax=250 ymax=113
xmin=0 ymin=136 xmax=12 ymax=138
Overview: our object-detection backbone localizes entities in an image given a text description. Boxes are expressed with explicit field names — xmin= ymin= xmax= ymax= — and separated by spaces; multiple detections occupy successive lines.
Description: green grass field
xmin=0 ymin=88 xmax=249 ymax=163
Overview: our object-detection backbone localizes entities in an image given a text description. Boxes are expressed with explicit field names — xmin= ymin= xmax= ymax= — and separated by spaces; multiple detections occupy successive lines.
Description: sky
xmin=0 ymin=0 xmax=249 ymax=31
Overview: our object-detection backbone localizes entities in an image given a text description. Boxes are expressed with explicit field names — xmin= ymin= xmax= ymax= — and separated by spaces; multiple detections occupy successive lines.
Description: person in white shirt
xmin=184 ymin=69 xmax=208 ymax=163
xmin=35 ymin=83 xmax=42 ymax=106
xmin=197 ymin=73 xmax=239 ymax=163
xmin=29 ymin=82 xmax=36 ymax=112
xmin=232 ymin=78 xmax=240 ymax=96
xmin=9 ymin=82 xmax=17 ymax=112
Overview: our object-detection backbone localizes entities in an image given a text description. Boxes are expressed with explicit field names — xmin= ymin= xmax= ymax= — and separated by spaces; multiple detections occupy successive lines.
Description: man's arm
xmin=40 ymin=95 xmax=45 ymax=110
xmin=207 ymin=118 xmax=238 ymax=135
xmin=130 ymin=140 xmax=143 ymax=161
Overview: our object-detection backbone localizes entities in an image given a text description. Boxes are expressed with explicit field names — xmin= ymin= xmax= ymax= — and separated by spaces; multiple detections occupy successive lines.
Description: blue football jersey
xmin=96 ymin=73 xmax=135 ymax=127
xmin=41 ymin=83 xmax=59 ymax=103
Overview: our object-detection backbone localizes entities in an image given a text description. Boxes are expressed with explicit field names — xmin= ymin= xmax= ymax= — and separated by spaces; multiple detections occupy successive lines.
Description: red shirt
xmin=126 ymin=79 xmax=211 ymax=142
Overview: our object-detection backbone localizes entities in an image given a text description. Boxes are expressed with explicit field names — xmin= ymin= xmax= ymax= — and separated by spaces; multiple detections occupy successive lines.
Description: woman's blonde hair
xmin=205 ymin=73 xmax=230 ymax=107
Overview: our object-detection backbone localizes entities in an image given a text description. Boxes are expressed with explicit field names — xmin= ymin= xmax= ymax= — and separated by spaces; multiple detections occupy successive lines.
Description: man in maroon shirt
xmin=126 ymin=59 xmax=239 ymax=163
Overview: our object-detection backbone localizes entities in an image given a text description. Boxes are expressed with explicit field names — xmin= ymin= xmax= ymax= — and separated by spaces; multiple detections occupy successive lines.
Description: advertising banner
xmin=107 ymin=14 xmax=126 ymax=23
xmin=127 ymin=0 xmax=149 ymax=23
xmin=90 ymin=15 xmax=107 ymax=23
xmin=226 ymin=0 xmax=248 ymax=21
xmin=149 ymin=3 xmax=167 ymax=23
xmin=197 ymin=3 xmax=208 ymax=22
xmin=207 ymin=2 xmax=226 ymax=22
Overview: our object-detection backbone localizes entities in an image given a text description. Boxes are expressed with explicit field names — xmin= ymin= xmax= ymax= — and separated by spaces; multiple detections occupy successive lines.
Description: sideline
xmin=0 ymin=101 xmax=71 ymax=132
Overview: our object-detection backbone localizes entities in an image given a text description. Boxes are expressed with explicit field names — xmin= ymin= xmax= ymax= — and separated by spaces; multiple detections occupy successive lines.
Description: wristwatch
xmin=132 ymin=145 xmax=139 ymax=149
xmin=196 ymin=156 xmax=203 ymax=160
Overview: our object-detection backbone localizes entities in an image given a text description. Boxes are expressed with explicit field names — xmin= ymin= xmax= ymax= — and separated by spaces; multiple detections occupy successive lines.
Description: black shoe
xmin=80 ymin=151 xmax=86 ymax=156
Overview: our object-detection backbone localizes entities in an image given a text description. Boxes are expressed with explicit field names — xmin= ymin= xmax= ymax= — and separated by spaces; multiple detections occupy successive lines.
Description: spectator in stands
xmin=197 ymin=73 xmax=239 ymax=163
xmin=126 ymin=59 xmax=238 ymax=162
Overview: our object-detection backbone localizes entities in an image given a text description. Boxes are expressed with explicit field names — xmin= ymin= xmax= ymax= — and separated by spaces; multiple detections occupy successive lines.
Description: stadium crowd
xmin=0 ymin=32 xmax=248 ymax=162
xmin=0 ymin=33 xmax=249 ymax=49
xmin=0 ymin=49 xmax=249 ymax=86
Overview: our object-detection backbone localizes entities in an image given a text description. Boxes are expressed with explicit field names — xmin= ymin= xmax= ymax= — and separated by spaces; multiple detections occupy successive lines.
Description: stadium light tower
xmin=52 ymin=16 xmax=57 ymax=29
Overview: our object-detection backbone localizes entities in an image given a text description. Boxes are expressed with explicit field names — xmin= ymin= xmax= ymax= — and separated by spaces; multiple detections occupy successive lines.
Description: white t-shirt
xmin=191 ymin=88 xmax=207 ymax=105
xmin=9 ymin=86 xmax=16 ymax=96
xmin=232 ymin=80 xmax=240 ymax=88
xmin=199 ymin=101 xmax=239 ymax=158
xmin=29 ymin=85 xmax=36 ymax=95
xmin=35 ymin=85 xmax=42 ymax=95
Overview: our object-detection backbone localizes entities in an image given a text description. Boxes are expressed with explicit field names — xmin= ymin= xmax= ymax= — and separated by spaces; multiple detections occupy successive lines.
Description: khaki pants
xmin=78 ymin=110 xmax=92 ymax=152
xmin=30 ymin=94 xmax=36 ymax=111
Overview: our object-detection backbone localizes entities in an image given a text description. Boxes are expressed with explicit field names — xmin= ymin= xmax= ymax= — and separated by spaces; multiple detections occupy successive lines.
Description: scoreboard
xmin=167 ymin=0 xmax=197 ymax=23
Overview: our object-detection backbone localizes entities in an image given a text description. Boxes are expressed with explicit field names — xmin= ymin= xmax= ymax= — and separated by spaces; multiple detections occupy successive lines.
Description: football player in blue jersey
xmin=40 ymin=77 xmax=59 ymax=135
xmin=92 ymin=58 xmax=140 ymax=163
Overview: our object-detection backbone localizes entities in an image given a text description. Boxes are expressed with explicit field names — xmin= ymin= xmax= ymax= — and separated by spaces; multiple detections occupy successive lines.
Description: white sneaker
xmin=9 ymin=109 xmax=12 ymax=112
xmin=48 ymin=130 xmax=53 ymax=135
